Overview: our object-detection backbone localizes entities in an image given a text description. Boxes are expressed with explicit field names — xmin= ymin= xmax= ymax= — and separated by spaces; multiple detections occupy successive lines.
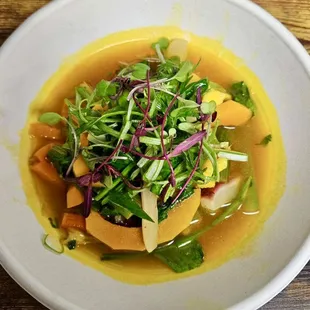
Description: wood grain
xmin=0 ymin=0 xmax=309 ymax=309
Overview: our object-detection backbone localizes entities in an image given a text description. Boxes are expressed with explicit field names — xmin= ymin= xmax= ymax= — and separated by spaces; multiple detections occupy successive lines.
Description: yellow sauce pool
xmin=19 ymin=26 xmax=286 ymax=285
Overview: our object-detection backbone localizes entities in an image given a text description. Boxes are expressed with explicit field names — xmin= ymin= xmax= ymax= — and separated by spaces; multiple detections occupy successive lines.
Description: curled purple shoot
xmin=76 ymin=171 xmax=102 ymax=187
xmin=168 ymin=130 xmax=207 ymax=158
xmin=83 ymin=174 xmax=93 ymax=218
xmin=212 ymin=111 xmax=217 ymax=122
xmin=121 ymin=145 xmax=164 ymax=160
xmin=171 ymin=137 xmax=204 ymax=205
xmin=106 ymin=165 xmax=142 ymax=190
xmin=160 ymin=94 xmax=179 ymax=187
xmin=159 ymin=183 xmax=170 ymax=204
xmin=129 ymin=135 xmax=139 ymax=151
xmin=109 ymin=85 xmax=124 ymax=101
xmin=95 ymin=140 xmax=124 ymax=172
xmin=197 ymin=87 xmax=202 ymax=105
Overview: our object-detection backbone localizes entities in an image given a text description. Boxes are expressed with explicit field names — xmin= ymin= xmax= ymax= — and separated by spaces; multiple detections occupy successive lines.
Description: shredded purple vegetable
xmin=168 ymin=130 xmax=207 ymax=158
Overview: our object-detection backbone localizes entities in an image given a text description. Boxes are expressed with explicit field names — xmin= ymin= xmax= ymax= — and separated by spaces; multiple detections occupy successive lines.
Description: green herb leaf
xmin=144 ymin=160 xmax=165 ymax=182
xmin=132 ymin=63 xmax=150 ymax=80
xmin=201 ymin=101 xmax=216 ymax=114
xmin=108 ymin=191 xmax=154 ymax=222
xmin=257 ymin=134 xmax=272 ymax=146
xmin=154 ymin=239 xmax=204 ymax=273
xmin=231 ymin=81 xmax=255 ymax=114
xmin=151 ymin=37 xmax=170 ymax=50
xmin=183 ymin=79 xmax=209 ymax=99
xmin=174 ymin=61 xmax=194 ymax=82
xmin=39 ymin=112 xmax=63 ymax=126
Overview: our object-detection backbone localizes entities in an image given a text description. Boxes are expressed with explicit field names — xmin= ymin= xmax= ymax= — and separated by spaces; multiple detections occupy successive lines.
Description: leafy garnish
xmin=33 ymin=38 xmax=252 ymax=272
xmin=154 ymin=239 xmax=204 ymax=273
xmin=151 ymin=37 xmax=170 ymax=50
xmin=231 ymin=82 xmax=255 ymax=114
xmin=108 ymin=190 xmax=154 ymax=222
xmin=39 ymin=112 xmax=63 ymax=125
xmin=257 ymin=134 xmax=272 ymax=146
xmin=174 ymin=61 xmax=194 ymax=82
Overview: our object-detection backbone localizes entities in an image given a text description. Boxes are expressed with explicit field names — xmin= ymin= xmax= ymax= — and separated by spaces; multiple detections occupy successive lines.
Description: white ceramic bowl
xmin=0 ymin=0 xmax=309 ymax=309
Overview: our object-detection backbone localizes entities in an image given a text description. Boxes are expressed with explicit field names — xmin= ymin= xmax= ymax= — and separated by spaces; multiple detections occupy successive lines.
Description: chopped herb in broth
xmin=22 ymin=29 xmax=285 ymax=283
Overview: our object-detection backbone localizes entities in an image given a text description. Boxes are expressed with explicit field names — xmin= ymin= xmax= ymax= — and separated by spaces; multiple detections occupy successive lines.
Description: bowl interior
xmin=0 ymin=0 xmax=310 ymax=309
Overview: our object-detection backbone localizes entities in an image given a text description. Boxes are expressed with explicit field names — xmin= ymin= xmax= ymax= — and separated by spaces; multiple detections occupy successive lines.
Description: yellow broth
xmin=19 ymin=27 xmax=286 ymax=284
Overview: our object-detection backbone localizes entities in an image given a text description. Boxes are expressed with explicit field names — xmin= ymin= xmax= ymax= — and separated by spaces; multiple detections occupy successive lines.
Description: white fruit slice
xmin=201 ymin=178 xmax=241 ymax=212
xmin=166 ymin=39 xmax=188 ymax=61
xmin=141 ymin=189 xmax=158 ymax=253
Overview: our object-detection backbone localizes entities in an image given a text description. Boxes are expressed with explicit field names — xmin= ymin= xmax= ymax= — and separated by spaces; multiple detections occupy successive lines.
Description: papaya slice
xmin=67 ymin=185 xmax=84 ymax=208
xmin=217 ymin=100 xmax=252 ymax=127
xmin=86 ymin=189 xmax=201 ymax=251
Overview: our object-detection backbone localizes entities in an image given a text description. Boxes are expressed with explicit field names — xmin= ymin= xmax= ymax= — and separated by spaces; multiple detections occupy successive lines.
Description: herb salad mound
xmin=29 ymin=37 xmax=266 ymax=273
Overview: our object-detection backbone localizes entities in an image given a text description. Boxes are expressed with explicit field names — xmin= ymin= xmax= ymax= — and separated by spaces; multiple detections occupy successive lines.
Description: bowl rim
xmin=0 ymin=0 xmax=309 ymax=309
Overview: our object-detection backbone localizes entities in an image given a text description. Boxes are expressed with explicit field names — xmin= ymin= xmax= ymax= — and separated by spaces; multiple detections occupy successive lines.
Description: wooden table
xmin=0 ymin=0 xmax=309 ymax=309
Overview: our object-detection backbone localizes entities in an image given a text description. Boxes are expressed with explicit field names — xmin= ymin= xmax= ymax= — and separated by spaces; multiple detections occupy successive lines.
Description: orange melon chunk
xmin=86 ymin=189 xmax=201 ymax=251
xmin=30 ymin=144 xmax=64 ymax=186
xmin=29 ymin=123 xmax=63 ymax=141
xmin=67 ymin=185 xmax=84 ymax=208
xmin=217 ymin=100 xmax=252 ymax=127
xmin=73 ymin=155 xmax=89 ymax=177
xmin=61 ymin=213 xmax=86 ymax=231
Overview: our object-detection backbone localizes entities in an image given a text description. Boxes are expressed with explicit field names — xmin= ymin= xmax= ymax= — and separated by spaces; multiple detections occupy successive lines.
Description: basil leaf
xmin=154 ymin=239 xmax=204 ymax=273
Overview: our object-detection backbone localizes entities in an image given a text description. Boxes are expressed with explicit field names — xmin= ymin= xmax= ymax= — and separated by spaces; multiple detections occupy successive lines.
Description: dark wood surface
xmin=0 ymin=0 xmax=309 ymax=309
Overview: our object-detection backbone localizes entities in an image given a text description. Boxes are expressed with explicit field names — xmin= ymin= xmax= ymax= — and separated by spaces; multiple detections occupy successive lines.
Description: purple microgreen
xmin=197 ymin=87 xmax=202 ymax=105
xmin=121 ymin=145 xmax=163 ymax=160
xmin=109 ymin=85 xmax=124 ymax=100
xmin=83 ymin=174 xmax=93 ymax=218
xmin=168 ymin=131 xmax=207 ymax=159
xmin=212 ymin=112 xmax=217 ymax=122
xmin=95 ymin=140 xmax=124 ymax=172
xmin=159 ymin=183 xmax=170 ymax=204
xmin=76 ymin=171 xmax=102 ymax=187
xmin=106 ymin=165 xmax=142 ymax=190
xmin=127 ymin=78 xmax=169 ymax=101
